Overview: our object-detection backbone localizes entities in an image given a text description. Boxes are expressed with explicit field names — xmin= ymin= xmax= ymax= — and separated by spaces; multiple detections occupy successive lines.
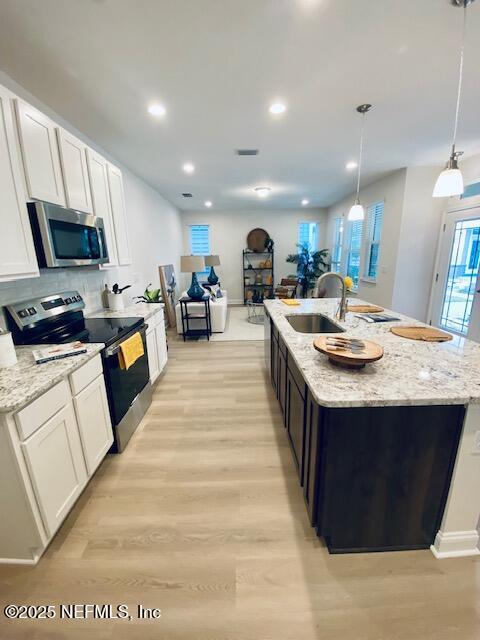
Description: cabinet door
xmin=278 ymin=342 xmax=287 ymax=426
xmin=86 ymin=147 xmax=118 ymax=267
xmin=14 ymin=99 xmax=65 ymax=205
xmin=21 ymin=403 xmax=87 ymax=537
xmin=0 ymin=89 xmax=38 ymax=281
xmin=155 ymin=315 xmax=168 ymax=374
xmin=73 ymin=374 xmax=113 ymax=476
xmin=146 ymin=327 xmax=160 ymax=384
xmin=286 ymin=370 xmax=306 ymax=483
xmin=303 ymin=397 xmax=322 ymax=526
xmin=107 ymin=163 xmax=132 ymax=265
xmin=271 ymin=335 xmax=279 ymax=395
xmin=56 ymin=128 xmax=93 ymax=213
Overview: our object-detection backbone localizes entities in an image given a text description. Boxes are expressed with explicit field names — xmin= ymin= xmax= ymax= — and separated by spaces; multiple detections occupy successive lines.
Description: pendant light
xmin=348 ymin=104 xmax=372 ymax=221
xmin=433 ymin=0 xmax=475 ymax=198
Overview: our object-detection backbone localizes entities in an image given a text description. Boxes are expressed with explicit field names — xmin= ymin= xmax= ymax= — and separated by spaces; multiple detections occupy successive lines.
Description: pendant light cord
xmin=355 ymin=111 xmax=367 ymax=201
xmin=451 ymin=3 xmax=467 ymax=152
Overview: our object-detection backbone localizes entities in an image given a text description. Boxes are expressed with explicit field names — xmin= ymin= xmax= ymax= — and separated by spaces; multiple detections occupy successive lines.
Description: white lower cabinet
xmin=146 ymin=309 xmax=168 ymax=384
xmin=0 ymin=355 xmax=113 ymax=563
xmin=73 ymin=374 xmax=113 ymax=475
xmin=146 ymin=324 xmax=160 ymax=384
xmin=21 ymin=403 xmax=87 ymax=537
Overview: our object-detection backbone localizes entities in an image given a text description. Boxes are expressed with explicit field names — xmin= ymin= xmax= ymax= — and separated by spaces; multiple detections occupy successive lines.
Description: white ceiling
xmin=1 ymin=0 xmax=479 ymax=211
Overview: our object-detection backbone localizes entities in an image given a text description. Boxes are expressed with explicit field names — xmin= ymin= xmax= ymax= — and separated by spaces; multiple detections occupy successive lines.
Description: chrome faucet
xmin=314 ymin=272 xmax=347 ymax=321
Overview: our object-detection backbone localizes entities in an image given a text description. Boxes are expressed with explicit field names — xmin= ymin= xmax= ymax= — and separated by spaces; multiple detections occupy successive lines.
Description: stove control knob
xmin=18 ymin=309 xmax=29 ymax=318
xmin=28 ymin=307 xmax=37 ymax=316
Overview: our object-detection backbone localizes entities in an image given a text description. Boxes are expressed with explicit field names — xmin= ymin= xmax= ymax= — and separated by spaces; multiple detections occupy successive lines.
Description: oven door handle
xmin=104 ymin=324 xmax=148 ymax=358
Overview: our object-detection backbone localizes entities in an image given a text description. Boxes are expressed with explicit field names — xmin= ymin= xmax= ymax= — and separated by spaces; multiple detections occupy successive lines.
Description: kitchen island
xmin=264 ymin=298 xmax=480 ymax=558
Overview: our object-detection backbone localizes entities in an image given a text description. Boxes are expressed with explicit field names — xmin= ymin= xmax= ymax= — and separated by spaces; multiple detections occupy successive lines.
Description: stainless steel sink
xmin=285 ymin=313 xmax=346 ymax=334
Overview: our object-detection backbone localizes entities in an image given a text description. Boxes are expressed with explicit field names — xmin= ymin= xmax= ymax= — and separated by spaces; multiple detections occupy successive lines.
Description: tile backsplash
xmin=0 ymin=268 xmax=110 ymax=331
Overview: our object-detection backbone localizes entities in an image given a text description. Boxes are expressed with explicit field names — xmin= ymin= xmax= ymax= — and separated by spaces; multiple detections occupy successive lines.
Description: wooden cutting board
xmin=347 ymin=304 xmax=384 ymax=313
xmin=313 ymin=337 xmax=384 ymax=369
xmin=390 ymin=326 xmax=453 ymax=342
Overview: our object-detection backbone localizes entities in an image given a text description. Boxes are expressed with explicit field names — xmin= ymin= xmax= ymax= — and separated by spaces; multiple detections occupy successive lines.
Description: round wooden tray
xmin=247 ymin=228 xmax=269 ymax=252
xmin=390 ymin=326 xmax=452 ymax=342
xmin=313 ymin=337 xmax=384 ymax=369
xmin=347 ymin=304 xmax=384 ymax=313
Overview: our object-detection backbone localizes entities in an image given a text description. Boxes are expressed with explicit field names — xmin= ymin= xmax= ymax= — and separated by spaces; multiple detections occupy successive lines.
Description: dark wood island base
xmin=267 ymin=317 xmax=465 ymax=554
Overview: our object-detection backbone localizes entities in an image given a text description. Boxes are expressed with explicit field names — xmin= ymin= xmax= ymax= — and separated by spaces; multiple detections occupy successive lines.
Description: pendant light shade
xmin=348 ymin=104 xmax=372 ymax=222
xmin=433 ymin=0 xmax=475 ymax=198
xmin=433 ymin=165 xmax=464 ymax=198
xmin=348 ymin=202 xmax=365 ymax=222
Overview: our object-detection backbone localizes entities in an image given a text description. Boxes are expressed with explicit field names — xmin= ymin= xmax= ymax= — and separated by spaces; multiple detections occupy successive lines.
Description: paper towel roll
xmin=0 ymin=331 xmax=17 ymax=368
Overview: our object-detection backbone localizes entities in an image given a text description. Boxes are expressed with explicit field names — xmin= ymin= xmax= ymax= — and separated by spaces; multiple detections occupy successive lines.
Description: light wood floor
xmin=0 ymin=336 xmax=479 ymax=639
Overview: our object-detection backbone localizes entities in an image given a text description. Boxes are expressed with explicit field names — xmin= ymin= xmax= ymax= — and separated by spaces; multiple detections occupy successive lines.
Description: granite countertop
xmin=87 ymin=302 xmax=164 ymax=322
xmin=264 ymin=298 xmax=480 ymax=408
xmin=0 ymin=344 xmax=104 ymax=414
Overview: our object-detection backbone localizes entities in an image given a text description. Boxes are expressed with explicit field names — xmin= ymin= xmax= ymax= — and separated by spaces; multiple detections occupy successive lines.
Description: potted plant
xmin=134 ymin=284 xmax=163 ymax=304
xmin=286 ymin=244 xmax=329 ymax=298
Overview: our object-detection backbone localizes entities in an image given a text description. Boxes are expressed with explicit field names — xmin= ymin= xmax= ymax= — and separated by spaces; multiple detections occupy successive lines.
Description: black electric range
xmin=5 ymin=291 xmax=152 ymax=452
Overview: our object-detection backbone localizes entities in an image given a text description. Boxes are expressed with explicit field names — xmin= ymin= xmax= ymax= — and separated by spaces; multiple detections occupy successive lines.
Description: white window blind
xmin=331 ymin=217 xmax=343 ymax=272
xmin=298 ymin=222 xmax=318 ymax=252
xmin=189 ymin=224 xmax=210 ymax=276
xmin=364 ymin=202 xmax=384 ymax=280
xmin=346 ymin=220 xmax=363 ymax=289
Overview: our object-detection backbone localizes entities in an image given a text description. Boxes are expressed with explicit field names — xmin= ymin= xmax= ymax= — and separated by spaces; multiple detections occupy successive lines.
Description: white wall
xmin=326 ymin=170 xmax=407 ymax=309
xmin=326 ymin=166 xmax=448 ymax=321
xmin=392 ymin=166 xmax=444 ymax=320
xmin=0 ymin=70 xmax=182 ymax=329
xmin=181 ymin=209 xmax=328 ymax=303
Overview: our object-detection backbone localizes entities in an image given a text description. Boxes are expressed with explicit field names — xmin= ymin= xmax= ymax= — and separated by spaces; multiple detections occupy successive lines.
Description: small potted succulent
xmin=134 ymin=284 xmax=163 ymax=304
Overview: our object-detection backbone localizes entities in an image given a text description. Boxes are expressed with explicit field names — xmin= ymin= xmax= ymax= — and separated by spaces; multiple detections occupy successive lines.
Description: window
xmin=346 ymin=220 xmax=363 ymax=289
xmin=189 ymin=224 xmax=210 ymax=276
xmin=331 ymin=217 xmax=343 ymax=272
xmin=461 ymin=181 xmax=480 ymax=199
xmin=298 ymin=222 xmax=318 ymax=252
xmin=363 ymin=201 xmax=384 ymax=281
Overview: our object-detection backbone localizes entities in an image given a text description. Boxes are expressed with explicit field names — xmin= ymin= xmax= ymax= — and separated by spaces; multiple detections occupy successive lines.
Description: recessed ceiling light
xmin=204 ymin=200 xmax=212 ymax=208
xmin=345 ymin=161 xmax=358 ymax=171
xmin=182 ymin=162 xmax=195 ymax=174
xmin=148 ymin=103 xmax=166 ymax=117
xmin=301 ymin=199 xmax=309 ymax=206
xmin=254 ymin=186 xmax=272 ymax=198
xmin=269 ymin=103 xmax=287 ymax=115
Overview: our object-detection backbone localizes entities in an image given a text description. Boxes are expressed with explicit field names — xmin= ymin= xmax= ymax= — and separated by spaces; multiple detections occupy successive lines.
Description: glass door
xmin=430 ymin=207 xmax=480 ymax=340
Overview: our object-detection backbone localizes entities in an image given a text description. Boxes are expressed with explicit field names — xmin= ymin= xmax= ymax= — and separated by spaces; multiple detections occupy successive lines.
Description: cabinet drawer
xmin=15 ymin=380 xmax=70 ymax=441
xmin=69 ymin=354 xmax=103 ymax=396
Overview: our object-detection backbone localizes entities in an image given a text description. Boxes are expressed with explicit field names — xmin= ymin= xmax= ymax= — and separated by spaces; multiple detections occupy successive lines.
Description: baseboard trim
xmin=430 ymin=529 xmax=480 ymax=559
xmin=0 ymin=555 xmax=40 ymax=565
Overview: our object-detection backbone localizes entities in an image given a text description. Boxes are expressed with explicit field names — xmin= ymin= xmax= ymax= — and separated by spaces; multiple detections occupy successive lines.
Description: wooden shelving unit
xmin=243 ymin=249 xmax=274 ymax=305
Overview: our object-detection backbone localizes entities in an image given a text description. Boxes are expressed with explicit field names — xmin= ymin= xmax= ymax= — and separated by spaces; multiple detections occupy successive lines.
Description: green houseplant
xmin=286 ymin=244 xmax=329 ymax=298
xmin=134 ymin=284 xmax=163 ymax=304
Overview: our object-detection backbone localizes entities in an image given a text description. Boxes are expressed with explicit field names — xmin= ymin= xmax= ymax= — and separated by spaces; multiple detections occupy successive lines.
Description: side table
xmin=179 ymin=295 xmax=212 ymax=341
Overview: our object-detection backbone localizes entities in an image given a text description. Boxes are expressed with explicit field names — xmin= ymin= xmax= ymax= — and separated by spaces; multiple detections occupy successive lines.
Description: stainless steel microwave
xmin=28 ymin=201 xmax=109 ymax=267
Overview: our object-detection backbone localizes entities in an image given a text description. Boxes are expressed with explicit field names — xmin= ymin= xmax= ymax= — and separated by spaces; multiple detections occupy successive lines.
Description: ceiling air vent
xmin=182 ymin=193 xmax=193 ymax=198
xmin=235 ymin=149 xmax=259 ymax=156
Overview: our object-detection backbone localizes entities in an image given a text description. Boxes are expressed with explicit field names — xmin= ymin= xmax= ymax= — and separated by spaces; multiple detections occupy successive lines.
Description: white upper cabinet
xmin=107 ymin=163 xmax=132 ymax=266
xmin=86 ymin=148 xmax=118 ymax=267
xmin=56 ymin=128 xmax=93 ymax=213
xmin=0 ymin=88 xmax=38 ymax=281
xmin=14 ymin=98 xmax=66 ymax=206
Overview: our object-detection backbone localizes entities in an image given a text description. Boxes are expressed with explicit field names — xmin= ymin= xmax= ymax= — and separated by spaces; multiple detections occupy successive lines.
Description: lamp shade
xmin=204 ymin=255 xmax=220 ymax=267
xmin=180 ymin=255 xmax=205 ymax=273
xmin=433 ymin=168 xmax=464 ymax=198
xmin=348 ymin=203 xmax=365 ymax=221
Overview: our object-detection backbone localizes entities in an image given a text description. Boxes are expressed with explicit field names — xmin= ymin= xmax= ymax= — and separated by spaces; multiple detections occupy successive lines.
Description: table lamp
xmin=180 ymin=255 xmax=206 ymax=300
xmin=205 ymin=255 xmax=220 ymax=285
